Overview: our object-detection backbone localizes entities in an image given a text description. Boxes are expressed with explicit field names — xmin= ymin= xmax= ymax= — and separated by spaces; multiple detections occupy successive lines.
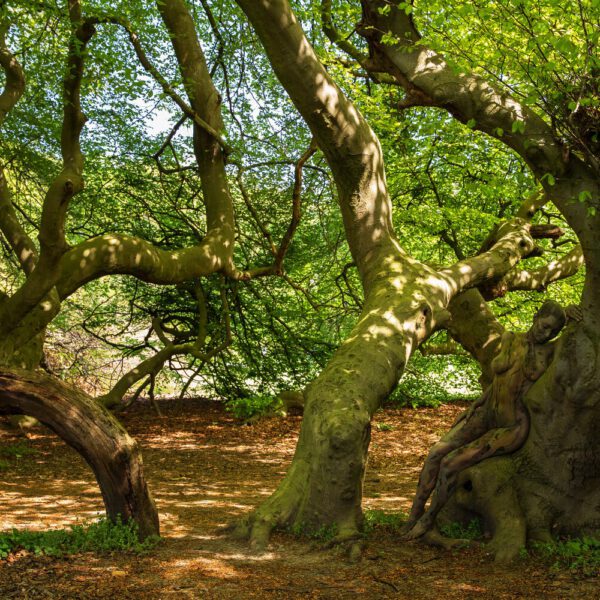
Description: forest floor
xmin=0 ymin=398 xmax=598 ymax=599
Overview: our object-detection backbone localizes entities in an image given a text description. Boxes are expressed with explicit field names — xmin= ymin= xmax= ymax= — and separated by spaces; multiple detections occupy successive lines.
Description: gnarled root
xmin=442 ymin=457 xmax=526 ymax=563
xmin=421 ymin=526 xmax=473 ymax=550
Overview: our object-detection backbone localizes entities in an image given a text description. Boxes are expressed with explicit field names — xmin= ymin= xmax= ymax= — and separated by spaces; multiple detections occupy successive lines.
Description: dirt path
xmin=0 ymin=399 xmax=597 ymax=599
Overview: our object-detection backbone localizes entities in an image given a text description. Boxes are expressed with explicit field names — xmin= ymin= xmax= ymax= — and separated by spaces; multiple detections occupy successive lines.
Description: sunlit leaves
xmin=412 ymin=0 xmax=598 ymax=160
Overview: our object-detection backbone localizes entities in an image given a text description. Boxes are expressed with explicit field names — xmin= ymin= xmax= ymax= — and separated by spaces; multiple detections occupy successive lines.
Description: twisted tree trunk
xmin=441 ymin=318 xmax=600 ymax=562
xmin=0 ymin=369 xmax=159 ymax=540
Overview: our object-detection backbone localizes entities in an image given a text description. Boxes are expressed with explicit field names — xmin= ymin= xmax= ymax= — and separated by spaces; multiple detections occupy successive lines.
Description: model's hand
xmin=565 ymin=305 xmax=583 ymax=322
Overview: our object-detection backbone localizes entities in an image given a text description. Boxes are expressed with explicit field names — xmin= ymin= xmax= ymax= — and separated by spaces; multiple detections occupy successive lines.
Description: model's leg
xmin=404 ymin=421 xmax=527 ymax=540
xmin=403 ymin=405 xmax=488 ymax=529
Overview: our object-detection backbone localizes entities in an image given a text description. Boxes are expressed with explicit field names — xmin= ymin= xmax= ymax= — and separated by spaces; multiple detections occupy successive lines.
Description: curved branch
xmin=0 ymin=3 xmax=94 ymax=334
xmin=437 ymin=218 xmax=535 ymax=299
xmin=359 ymin=2 xmax=565 ymax=178
xmin=89 ymin=15 xmax=234 ymax=157
xmin=235 ymin=0 xmax=395 ymax=271
xmin=55 ymin=230 xmax=231 ymax=299
xmin=99 ymin=281 xmax=231 ymax=408
xmin=156 ymin=0 xmax=235 ymax=235
xmin=320 ymin=0 xmax=365 ymax=64
xmin=0 ymin=168 xmax=37 ymax=275
xmin=515 ymin=189 xmax=548 ymax=220
xmin=503 ymin=244 xmax=584 ymax=293
xmin=274 ymin=140 xmax=318 ymax=271
xmin=0 ymin=368 xmax=159 ymax=539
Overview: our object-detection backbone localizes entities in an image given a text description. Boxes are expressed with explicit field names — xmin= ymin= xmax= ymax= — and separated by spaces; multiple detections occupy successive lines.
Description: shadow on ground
xmin=0 ymin=399 xmax=596 ymax=599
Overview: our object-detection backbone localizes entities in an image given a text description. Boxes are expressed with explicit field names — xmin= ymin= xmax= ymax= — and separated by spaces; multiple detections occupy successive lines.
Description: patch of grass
xmin=363 ymin=509 xmax=407 ymax=534
xmin=225 ymin=394 xmax=282 ymax=421
xmin=0 ymin=442 xmax=37 ymax=471
xmin=0 ymin=442 xmax=37 ymax=459
xmin=289 ymin=521 xmax=339 ymax=542
xmin=440 ymin=518 xmax=483 ymax=540
xmin=0 ymin=517 xmax=160 ymax=559
xmin=532 ymin=536 xmax=600 ymax=575
xmin=375 ymin=423 xmax=394 ymax=432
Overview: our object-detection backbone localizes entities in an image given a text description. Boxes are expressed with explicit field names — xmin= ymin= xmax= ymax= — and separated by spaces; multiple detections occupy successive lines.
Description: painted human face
xmin=530 ymin=314 xmax=562 ymax=344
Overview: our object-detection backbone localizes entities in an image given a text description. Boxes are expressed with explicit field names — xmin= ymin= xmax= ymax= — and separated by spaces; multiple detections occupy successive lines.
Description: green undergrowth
xmin=374 ymin=423 xmax=394 ymax=432
xmin=288 ymin=522 xmax=339 ymax=543
xmin=440 ymin=518 xmax=483 ymax=540
xmin=0 ymin=517 xmax=160 ymax=559
xmin=0 ymin=442 xmax=37 ymax=459
xmin=225 ymin=394 xmax=283 ymax=421
xmin=363 ymin=509 xmax=407 ymax=534
xmin=0 ymin=442 xmax=38 ymax=471
xmin=530 ymin=536 xmax=600 ymax=576
xmin=386 ymin=351 xmax=481 ymax=409
xmin=288 ymin=510 xmax=409 ymax=541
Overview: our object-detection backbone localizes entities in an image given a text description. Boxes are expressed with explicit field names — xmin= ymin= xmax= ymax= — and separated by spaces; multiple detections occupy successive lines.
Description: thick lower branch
xmin=55 ymin=229 xmax=232 ymax=299
xmin=0 ymin=368 xmax=159 ymax=539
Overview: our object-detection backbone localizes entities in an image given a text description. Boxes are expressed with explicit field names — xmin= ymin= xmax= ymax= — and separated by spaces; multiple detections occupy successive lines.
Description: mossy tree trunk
xmin=232 ymin=0 xmax=551 ymax=548
xmin=443 ymin=236 xmax=600 ymax=560
xmin=440 ymin=311 xmax=600 ymax=561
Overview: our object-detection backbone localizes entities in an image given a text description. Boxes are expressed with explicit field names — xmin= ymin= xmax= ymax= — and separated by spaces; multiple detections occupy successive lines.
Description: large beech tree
xmin=0 ymin=0 xmax=596 ymax=557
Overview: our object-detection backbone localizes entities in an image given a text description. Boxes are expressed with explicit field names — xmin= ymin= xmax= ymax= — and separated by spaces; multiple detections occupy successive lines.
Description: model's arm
xmin=565 ymin=305 xmax=583 ymax=323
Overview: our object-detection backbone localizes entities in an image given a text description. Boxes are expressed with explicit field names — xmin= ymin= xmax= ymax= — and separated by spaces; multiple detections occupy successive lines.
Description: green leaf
xmin=511 ymin=120 xmax=526 ymax=134
xmin=381 ymin=32 xmax=397 ymax=45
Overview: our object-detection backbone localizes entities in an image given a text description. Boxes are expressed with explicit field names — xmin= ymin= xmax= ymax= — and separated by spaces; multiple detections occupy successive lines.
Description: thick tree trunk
xmin=236 ymin=227 xmax=534 ymax=548
xmin=439 ymin=180 xmax=600 ymax=561
xmin=0 ymin=369 xmax=159 ymax=540
xmin=235 ymin=243 xmax=431 ymax=547
xmin=443 ymin=320 xmax=600 ymax=561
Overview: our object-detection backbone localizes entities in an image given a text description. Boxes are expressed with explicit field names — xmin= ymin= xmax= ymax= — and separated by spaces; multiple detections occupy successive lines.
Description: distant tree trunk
xmin=0 ymin=369 xmax=159 ymax=540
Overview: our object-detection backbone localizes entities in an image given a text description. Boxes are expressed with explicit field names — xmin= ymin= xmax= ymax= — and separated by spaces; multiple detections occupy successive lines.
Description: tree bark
xmin=230 ymin=0 xmax=542 ymax=548
xmin=442 ymin=319 xmax=600 ymax=561
xmin=0 ymin=369 xmax=159 ymax=540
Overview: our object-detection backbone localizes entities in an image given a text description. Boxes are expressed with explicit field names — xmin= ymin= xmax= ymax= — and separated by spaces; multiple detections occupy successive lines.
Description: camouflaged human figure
xmin=402 ymin=301 xmax=581 ymax=542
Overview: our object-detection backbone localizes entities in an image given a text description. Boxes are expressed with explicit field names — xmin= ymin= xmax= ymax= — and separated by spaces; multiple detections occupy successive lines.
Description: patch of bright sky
xmin=131 ymin=98 xmax=192 ymax=138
